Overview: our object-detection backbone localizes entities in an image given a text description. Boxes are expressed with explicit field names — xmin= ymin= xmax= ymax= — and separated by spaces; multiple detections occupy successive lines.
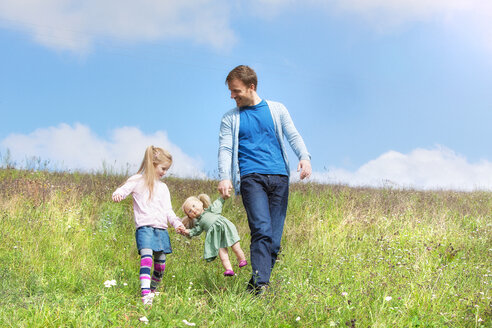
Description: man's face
xmin=228 ymin=78 xmax=255 ymax=107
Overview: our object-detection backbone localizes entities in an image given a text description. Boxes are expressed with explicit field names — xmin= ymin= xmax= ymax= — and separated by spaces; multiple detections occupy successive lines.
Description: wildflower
xmin=183 ymin=319 xmax=196 ymax=326
xmin=341 ymin=292 xmax=348 ymax=297
xmin=123 ymin=283 xmax=128 ymax=286
xmin=296 ymin=317 xmax=301 ymax=321
xmin=385 ymin=296 xmax=392 ymax=301
xmin=329 ymin=321 xmax=337 ymax=326
xmin=104 ymin=280 xmax=117 ymax=288
xmin=478 ymin=318 xmax=483 ymax=322
xmin=139 ymin=316 xmax=149 ymax=324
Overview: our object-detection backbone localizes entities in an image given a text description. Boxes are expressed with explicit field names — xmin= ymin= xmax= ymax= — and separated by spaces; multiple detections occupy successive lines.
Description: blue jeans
xmin=240 ymin=173 xmax=289 ymax=287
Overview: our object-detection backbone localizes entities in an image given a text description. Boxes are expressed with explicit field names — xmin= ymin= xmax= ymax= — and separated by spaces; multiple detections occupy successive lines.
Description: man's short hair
xmin=226 ymin=65 xmax=258 ymax=90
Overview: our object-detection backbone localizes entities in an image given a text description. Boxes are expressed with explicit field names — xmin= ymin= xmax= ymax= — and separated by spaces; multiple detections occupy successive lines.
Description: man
xmin=217 ymin=65 xmax=312 ymax=294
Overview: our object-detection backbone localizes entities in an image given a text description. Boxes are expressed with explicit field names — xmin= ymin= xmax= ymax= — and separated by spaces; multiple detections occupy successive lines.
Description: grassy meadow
xmin=0 ymin=168 xmax=490 ymax=327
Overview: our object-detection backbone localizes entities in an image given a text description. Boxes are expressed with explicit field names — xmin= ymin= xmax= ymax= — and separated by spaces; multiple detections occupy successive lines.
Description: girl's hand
xmin=112 ymin=194 xmax=123 ymax=202
xmin=176 ymin=226 xmax=185 ymax=234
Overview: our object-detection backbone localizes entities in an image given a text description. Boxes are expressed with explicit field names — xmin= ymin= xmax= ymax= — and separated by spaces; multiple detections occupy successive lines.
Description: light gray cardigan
xmin=218 ymin=100 xmax=311 ymax=194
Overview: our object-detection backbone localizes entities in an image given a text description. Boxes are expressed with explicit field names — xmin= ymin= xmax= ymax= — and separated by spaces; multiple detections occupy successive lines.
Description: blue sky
xmin=1 ymin=0 xmax=492 ymax=190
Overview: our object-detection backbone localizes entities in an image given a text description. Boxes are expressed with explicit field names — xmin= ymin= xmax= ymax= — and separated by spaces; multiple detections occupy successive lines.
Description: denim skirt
xmin=135 ymin=226 xmax=172 ymax=253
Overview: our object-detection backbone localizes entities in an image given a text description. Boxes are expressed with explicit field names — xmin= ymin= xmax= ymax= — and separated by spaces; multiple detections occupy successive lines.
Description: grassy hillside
xmin=0 ymin=168 xmax=490 ymax=327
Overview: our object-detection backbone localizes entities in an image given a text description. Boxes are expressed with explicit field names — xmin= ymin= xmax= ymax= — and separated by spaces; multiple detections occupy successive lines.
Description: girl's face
xmin=154 ymin=163 xmax=169 ymax=179
xmin=184 ymin=199 xmax=204 ymax=219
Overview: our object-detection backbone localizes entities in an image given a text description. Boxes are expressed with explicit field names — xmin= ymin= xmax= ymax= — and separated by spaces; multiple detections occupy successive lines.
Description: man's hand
xmin=297 ymin=159 xmax=312 ymax=180
xmin=218 ymin=179 xmax=233 ymax=199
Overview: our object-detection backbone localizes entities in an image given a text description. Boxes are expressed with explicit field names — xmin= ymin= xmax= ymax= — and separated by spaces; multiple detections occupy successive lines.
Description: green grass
xmin=0 ymin=168 xmax=490 ymax=327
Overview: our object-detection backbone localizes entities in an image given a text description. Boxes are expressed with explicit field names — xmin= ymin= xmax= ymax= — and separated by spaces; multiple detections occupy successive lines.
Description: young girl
xmin=112 ymin=145 xmax=185 ymax=305
xmin=181 ymin=194 xmax=247 ymax=276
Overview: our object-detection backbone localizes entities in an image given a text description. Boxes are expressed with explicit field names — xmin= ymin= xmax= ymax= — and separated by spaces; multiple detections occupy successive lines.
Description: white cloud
xmin=332 ymin=0 xmax=492 ymax=54
xmin=1 ymin=0 xmax=490 ymax=54
xmin=328 ymin=0 xmax=471 ymax=23
xmin=251 ymin=0 xmax=492 ymax=52
xmin=253 ymin=0 xmax=486 ymax=24
xmin=0 ymin=0 xmax=235 ymax=53
xmin=302 ymin=146 xmax=492 ymax=191
xmin=0 ymin=123 xmax=207 ymax=178
xmin=3 ymin=127 xmax=491 ymax=191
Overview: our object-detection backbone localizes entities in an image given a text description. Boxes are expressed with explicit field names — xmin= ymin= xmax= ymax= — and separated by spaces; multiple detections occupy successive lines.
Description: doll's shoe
xmin=239 ymin=260 xmax=248 ymax=268
xmin=223 ymin=270 xmax=235 ymax=276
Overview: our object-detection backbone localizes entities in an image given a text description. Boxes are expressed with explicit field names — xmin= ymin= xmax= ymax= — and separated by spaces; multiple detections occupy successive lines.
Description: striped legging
xmin=139 ymin=248 xmax=166 ymax=296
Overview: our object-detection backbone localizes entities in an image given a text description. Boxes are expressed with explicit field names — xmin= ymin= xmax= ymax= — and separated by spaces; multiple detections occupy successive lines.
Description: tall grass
xmin=0 ymin=168 xmax=490 ymax=327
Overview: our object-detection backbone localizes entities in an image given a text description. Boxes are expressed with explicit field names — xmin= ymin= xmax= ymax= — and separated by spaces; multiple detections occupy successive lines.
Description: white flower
xmin=385 ymin=296 xmax=392 ymax=301
xmin=123 ymin=283 xmax=128 ymax=286
xmin=296 ymin=316 xmax=301 ymax=321
xmin=341 ymin=292 xmax=348 ymax=297
xmin=329 ymin=321 xmax=337 ymax=326
xmin=182 ymin=319 xmax=196 ymax=326
xmin=139 ymin=316 xmax=149 ymax=324
xmin=104 ymin=280 xmax=117 ymax=288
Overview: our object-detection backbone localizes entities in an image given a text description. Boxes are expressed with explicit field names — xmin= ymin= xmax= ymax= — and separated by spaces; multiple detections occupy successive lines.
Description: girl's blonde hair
xmin=137 ymin=145 xmax=172 ymax=199
xmin=181 ymin=194 xmax=211 ymax=228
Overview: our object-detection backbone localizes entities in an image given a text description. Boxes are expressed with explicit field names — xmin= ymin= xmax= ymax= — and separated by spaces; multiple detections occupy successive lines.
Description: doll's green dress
xmin=188 ymin=198 xmax=240 ymax=262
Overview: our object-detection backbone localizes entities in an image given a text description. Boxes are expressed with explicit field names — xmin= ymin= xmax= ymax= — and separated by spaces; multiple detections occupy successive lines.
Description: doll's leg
xmin=150 ymin=251 xmax=166 ymax=292
xmin=231 ymin=242 xmax=246 ymax=266
xmin=219 ymin=247 xmax=233 ymax=273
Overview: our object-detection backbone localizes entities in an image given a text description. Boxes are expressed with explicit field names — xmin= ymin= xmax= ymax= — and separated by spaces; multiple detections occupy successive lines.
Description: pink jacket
xmin=112 ymin=174 xmax=184 ymax=230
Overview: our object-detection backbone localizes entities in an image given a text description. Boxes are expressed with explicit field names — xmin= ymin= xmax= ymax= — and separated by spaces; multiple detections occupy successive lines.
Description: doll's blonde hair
xmin=181 ymin=194 xmax=211 ymax=228
xmin=137 ymin=145 xmax=172 ymax=199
